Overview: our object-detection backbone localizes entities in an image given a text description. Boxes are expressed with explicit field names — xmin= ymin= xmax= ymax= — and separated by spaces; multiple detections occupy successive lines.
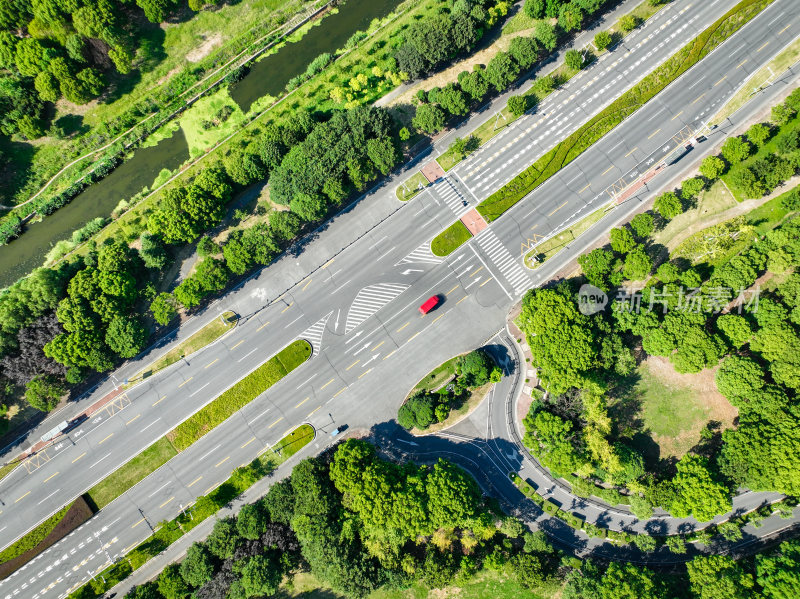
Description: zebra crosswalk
xmin=396 ymin=241 xmax=442 ymax=266
xmin=298 ymin=311 xmax=332 ymax=355
xmin=346 ymin=283 xmax=409 ymax=333
xmin=475 ymin=230 xmax=531 ymax=296
xmin=432 ymin=178 xmax=468 ymax=215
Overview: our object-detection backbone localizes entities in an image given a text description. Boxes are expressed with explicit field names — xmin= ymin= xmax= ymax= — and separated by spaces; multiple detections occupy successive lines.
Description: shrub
xmin=595 ymin=30 xmax=612 ymax=51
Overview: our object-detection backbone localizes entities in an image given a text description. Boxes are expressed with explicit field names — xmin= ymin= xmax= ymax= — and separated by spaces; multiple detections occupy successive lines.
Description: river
xmin=0 ymin=0 xmax=402 ymax=289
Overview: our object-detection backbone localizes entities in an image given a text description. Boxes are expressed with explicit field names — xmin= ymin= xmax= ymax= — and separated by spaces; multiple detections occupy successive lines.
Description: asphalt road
xmin=1 ymin=0 xmax=799 ymax=596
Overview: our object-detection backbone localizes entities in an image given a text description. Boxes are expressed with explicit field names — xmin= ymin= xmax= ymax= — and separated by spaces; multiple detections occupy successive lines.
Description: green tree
xmin=508 ymin=36 xmax=539 ymax=69
xmin=746 ymin=122 xmax=771 ymax=147
xmin=136 ymin=0 xmax=173 ymax=23
xmin=127 ymin=582 xmax=161 ymax=599
xmin=14 ymin=37 xmax=48 ymax=77
xmin=205 ymin=517 xmax=240 ymax=559
xmin=533 ymin=21 xmax=558 ymax=51
xmin=654 ymin=190 xmax=682 ymax=219
xmin=150 ymin=292 xmax=177 ymax=326
xmin=665 ymin=535 xmax=687 ymax=554
xmin=578 ymin=248 xmax=616 ymax=290
xmin=670 ymin=455 xmax=731 ymax=522
xmin=436 ymin=83 xmax=468 ymax=116
xmin=139 ymin=233 xmax=168 ymax=270
xmin=595 ymin=30 xmax=612 ymax=51
xmin=179 ymin=543 xmax=215 ymax=588
xmin=558 ymin=4 xmax=583 ymax=32
xmin=456 ymin=349 xmax=497 ymax=387
xmin=532 ymin=74 xmax=555 ymax=96
xmin=619 ymin=15 xmax=639 ymax=32
xmin=755 ymin=539 xmax=800 ymax=599
xmin=609 ymin=226 xmax=636 ymax=253
xmin=524 ymin=0 xmax=545 ymax=19
xmin=771 ymin=102 xmax=796 ymax=126
xmin=721 ymin=137 xmax=752 ymax=164
xmin=25 ymin=374 xmax=64 ymax=411
xmin=623 ymin=245 xmax=652 ymax=280
xmin=630 ymin=213 xmax=654 ymax=239
xmin=485 ymin=51 xmax=519 ymax=92
xmin=458 ymin=67 xmax=489 ymax=101
xmin=237 ymin=502 xmax=268 ymax=540
xmin=412 ymin=103 xmax=447 ymax=134
xmin=715 ymin=355 xmax=765 ymax=400
xmin=240 ymin=554 xmax=281 ymax=598
xmin=105 ymin=316 xmax=146 ymax=358
xmin=700 ymin=155 xmax=726 ymax=179
xmin=34 ymin=70 xmax=60 ymax=102
xmin=681 ymin=177 xmax=705 ymax=199
xmin=565 ymin=48 xmax=584 ymax=70
xmin=507 ymin=94 xmax=530 ymax=117
xmin=687 ymin=555 xmax=754 ymax=599
xmin=157 ymin=564 xmax=190 ymax=599
xmin=715 ymin=314 xmax=752 ymax=348
xmin=223 ymin=149 xmax=265 ymax=186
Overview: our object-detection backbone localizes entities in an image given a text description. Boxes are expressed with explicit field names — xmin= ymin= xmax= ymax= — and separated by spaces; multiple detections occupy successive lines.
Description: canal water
xmin=0 ymin=0 xmax=402 ymax=289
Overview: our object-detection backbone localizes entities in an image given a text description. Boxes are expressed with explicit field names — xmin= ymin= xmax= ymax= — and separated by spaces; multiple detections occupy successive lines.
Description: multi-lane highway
xmin=1 ymin=0 xmax=799 ymax=596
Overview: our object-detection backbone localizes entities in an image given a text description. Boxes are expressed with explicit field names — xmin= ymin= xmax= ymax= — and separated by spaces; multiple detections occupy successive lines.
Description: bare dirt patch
xmin=186 ymin=32 xmax=224 ymax=63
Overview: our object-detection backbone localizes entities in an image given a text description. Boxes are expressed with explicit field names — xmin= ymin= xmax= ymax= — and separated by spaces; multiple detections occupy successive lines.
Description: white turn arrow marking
xmin=396 ymin=438 xmax=419 ymax=446
xmin=344 ymin=330 xmax=363 ymax=344
xmin=363 ymin=354 xmax=379 ymax=365
xmin=353 ymin=343 xmax=372 ymax=356
xmin=401 ymin=269 xmax=423 ymax=275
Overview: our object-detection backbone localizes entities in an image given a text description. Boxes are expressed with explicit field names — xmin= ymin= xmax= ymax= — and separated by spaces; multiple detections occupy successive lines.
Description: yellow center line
xmin=269 ymin=417 xmax=284 ymax=429
xmin=204 ymin=359 xmax=218 ymax=369
xmin=714 ymin=76 xmax=726 ymax=87
xmin=548 ymin=201 xmax=567 ymax=216
xmin=159 ymin=496 xmax=175 ymax=508
xmin=187 ymin=476 xmax=203 ymax=488
xmin=123 ymin=543 xmax=139 ymax=554
xmin=131 ymin=518 xmax=145 ymax=529
xmin=295 ymin=397 xmax=310 ymax=409
xmin=757 ymin=41 xmax=769 ymax=52
xmin=333 ymin=387 xmax=347 ymax=398
xmin=778 ymin=24 xmax=791 ymax=35
xmin=231 ymin=339 xmax=245 ymax=350
xmin=445 ymin=284 xmax=460 ymax=295
xmin=671 ymin=111 xmax=683 ymax=121
xmin=692 ymin=93 xmax=705 ymax=104
xmin=469 ymin=266 xmax=484 ymax=277
xmin=178 ymin=377 xmax=193 ymax=388
xmin=301 ymin=278 xmax=312 ymax=291
xmin=432 ymin=313 xmax=445 ymax=324
xmin=307 ymin=406 xmax=321 ymax=418
xmin=152 ymin=396 xmax=166 ymax=407
xmin=383 ymin=350 xmax=396 ymax=361
xmin=204 ymin=485 xmax=218 ymax=496
xmin=647 ymin=128 xmax=661 ymax=139
xmin=396 ymin=322 xmax=409 ymax=332
xmin=241 ymin=437 xmax=256 ymax=449
xmin=371 ymin=340 xmax=385 ymax=352
xmin=322 ymin=258 xmax=335 ymax=269
xmin=72 ymin=452 xmax=86 ymax=463
xmin=98 ymin=433 xmax=113 ymax=445
xmin=15 ymin=491 xmax=30 ymax=503
xmin=601 ymin=165 xmax=615 ymax=176
xmin=281 ymin=302 xmax=294 ymax=313
xmin=407 ymin=332 xmax=421 ymax=344
xmin=126 ymin=414 xmax=141 ymax=425
xmin=736 ymin=58 xmax=748 ymax=69
xmin=358 ymin=368 xmax=373 ymax=379
xmin=456 ymin=296 xmax=468 ymax=305
xmin=479 ymin=278 xmax=492 ymax=287
xmin=625 ymin=146 xmax=638 ymax=157
xmin=44 ymin=472 xmax=59 ymax=483
xmin=257 ymin=321 xmax=270 ymax=332
xmin=215 ymin=456 xmax=230 ymax=468
xmin=321 ymin=378 xmax=335 ymax=389
xmin=579 ymin=183 xmax=590 ymax=193
xmin=346 ymin=359 xmax=360 ymax=370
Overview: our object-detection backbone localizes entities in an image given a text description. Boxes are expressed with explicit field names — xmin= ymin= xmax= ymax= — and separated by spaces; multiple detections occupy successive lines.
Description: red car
xmin=419 ymin=295 xmax=440 ymax=315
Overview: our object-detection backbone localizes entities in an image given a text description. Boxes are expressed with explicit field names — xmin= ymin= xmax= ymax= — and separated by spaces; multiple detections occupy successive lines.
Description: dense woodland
xmin=114 ymin=439 xmax=800 ymax=599
xmin=519 ymin=89 xmax=800 ymax=525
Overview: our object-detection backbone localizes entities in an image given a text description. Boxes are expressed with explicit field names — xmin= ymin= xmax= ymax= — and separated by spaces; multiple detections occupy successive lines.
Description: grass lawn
xmin=413 ymin=382 xmax=492 ymax=436
xmin=283 ymin=570 xmax=560 ymax=599
xmin=431 ymin=220 xmax=472 ymax=256
xmin=177 ymin=87 xmax=248 ymax=158
xmin=652 ymin=180 xmax=738 ymax=250
xmin=412 ymin=356 xmax=458 ymax=393
xmin=128 ymin=311 xmax=237 ymax=385
xmin=711 ymin=36 xmax=800 ymax=126
xmin=526 ymin=202 xmax=611 ymax=268
xmin=611 ymin=358 xmax=736 ymax=463
xmin=397 ymin=171 xmax=430 ymax=201
xmin=86 ymin=438 xmax=178 ymax=509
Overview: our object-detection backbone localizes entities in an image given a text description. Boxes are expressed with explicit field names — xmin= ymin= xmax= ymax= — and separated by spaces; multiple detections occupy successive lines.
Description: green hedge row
xmin=0 ymin=504 xmax=71 ymax=565
xmin=169 ymin=339 xmax=311 ymax=451
xmin=431 ymin=220 xmax=472 ymax=257
xmin=476 ymin=0 xmax=774 ymax=222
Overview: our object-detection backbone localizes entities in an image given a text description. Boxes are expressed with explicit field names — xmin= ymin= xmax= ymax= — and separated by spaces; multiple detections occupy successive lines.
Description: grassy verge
xmin=128 ymin=311 xmax=238 ymax=385
xmin=0 ymin=504 xmax=71 ymax=566
xmin=413 ymin=382 xmax=492 ymax=436
xmin=525 ymin=203 xmax=611 ymax=268
xmin=86 ymin=438 xmax=178 ymax=510
xmin=413 ymin=356 xmax=459 ymax=393
xmin=431 ymin=220 xmax=472 ymax=256
xmin=70 ymin=424 xmax=315 ymax=599
xmin=396 ymin=171 xmax=430 ymax=201
xmin=168 ymin=339 xmax=311 ymax=450
xmin=711 ymin=35 xmax=800 ymax=125
xmin=476 ymin=0 xmax=774 ymax=222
